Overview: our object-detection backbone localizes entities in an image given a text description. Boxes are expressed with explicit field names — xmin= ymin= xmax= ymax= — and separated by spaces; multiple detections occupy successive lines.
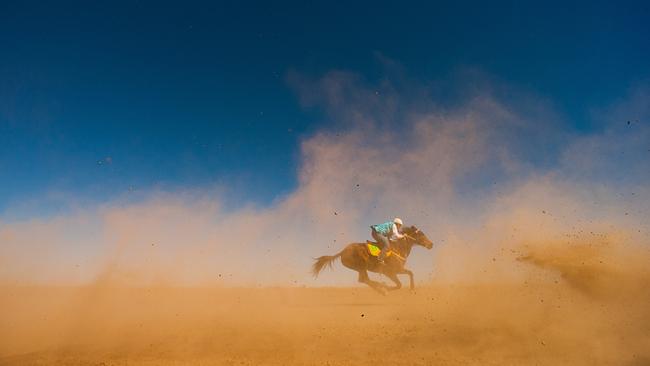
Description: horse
xmin=312 ymin=225 xmax=434 ymax=294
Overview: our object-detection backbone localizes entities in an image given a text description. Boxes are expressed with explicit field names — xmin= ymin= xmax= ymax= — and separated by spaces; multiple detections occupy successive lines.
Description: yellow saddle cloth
xmin=366 ymin=241 xmax=394 ymax=257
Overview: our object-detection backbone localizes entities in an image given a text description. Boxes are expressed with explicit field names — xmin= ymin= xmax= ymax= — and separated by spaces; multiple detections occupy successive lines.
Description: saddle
xmin=365 ymin=241 xmax=394 ymax=258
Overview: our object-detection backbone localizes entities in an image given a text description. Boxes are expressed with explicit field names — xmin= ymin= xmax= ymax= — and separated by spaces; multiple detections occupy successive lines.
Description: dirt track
xmin=2 ymin=279 xmax=649 ymax=366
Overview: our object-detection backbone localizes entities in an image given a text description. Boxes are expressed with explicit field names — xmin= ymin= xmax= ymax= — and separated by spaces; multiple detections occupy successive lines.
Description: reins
xmin=389 ymin=234 xmax=417 ymax=262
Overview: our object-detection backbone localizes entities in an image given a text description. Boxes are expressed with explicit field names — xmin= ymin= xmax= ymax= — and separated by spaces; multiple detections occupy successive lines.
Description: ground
xmin=1 ymin=281 xmax=649 ymax=365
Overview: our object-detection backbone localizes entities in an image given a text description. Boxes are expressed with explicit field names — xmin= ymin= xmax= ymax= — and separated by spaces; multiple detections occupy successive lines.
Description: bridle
xmin=403 ymin=229 xmax=429 ymax=248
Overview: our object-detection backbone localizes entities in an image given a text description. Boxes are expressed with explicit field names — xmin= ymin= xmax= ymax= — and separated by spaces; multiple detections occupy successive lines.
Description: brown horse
xmin=312 ymin=226 xmax=434 ymax=294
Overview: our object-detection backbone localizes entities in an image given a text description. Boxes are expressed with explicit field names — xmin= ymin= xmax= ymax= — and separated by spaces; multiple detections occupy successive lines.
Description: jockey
xmin=370 ymin=218 xmax=405 ymax=264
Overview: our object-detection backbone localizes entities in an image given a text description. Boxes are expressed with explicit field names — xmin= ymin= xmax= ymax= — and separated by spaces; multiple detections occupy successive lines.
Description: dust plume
xmin=1 ymin=70 xmax=649 ymax=364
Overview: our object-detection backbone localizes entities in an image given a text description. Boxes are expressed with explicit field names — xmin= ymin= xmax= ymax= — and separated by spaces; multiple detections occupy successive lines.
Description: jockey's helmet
xmin=393 ymin=217 xmax=403 ymax=226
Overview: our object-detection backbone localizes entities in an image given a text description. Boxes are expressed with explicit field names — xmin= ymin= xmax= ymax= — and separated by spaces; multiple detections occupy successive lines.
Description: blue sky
xmin=1 ymin=0 xmax=649 ymax=218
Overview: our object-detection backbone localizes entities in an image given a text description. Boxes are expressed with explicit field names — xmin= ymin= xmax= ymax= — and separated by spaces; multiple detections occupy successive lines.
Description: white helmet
xmin=393 ymin=217 xmax=403 ymax=226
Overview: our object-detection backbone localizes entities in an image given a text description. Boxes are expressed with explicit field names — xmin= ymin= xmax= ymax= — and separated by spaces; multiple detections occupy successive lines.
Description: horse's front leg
xmin=399 ymin=268 xmax=415 ymax=290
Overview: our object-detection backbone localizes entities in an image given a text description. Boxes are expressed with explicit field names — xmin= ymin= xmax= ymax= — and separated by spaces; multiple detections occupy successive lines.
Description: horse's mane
xmin=402 ymin=225 xmax=418 ymax=234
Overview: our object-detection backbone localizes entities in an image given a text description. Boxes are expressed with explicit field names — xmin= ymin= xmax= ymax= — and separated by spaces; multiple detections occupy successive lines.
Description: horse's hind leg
xmin=358 ymin=270 xmax=386 ymax=295
xmin=385 ymin=273 xmax=402 ymax=291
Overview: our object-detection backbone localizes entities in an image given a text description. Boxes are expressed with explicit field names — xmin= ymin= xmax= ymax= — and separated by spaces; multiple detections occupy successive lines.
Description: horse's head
xmin=404 ymin=225 xmax=434 ymax=249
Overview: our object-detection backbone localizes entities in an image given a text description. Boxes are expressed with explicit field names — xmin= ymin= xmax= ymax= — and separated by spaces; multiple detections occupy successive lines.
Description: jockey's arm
xmin=390 ymin=224 xmax=405 ymax=240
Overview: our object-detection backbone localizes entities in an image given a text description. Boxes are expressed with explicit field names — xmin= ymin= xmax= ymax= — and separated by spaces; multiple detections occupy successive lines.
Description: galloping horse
xmin=312 ymin=226 xmax=433 ymax=294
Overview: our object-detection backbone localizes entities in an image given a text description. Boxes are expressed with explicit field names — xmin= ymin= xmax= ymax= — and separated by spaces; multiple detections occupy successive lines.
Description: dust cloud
xmin=1 ymin=72 xmax=649 ymax=364
xmin=2 ymin=262 xmax=649 ymax=365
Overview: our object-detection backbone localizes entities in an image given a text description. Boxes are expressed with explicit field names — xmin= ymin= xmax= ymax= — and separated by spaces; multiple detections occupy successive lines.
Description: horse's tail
xmin=312 ymin=250 xmax=343 ymax=278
